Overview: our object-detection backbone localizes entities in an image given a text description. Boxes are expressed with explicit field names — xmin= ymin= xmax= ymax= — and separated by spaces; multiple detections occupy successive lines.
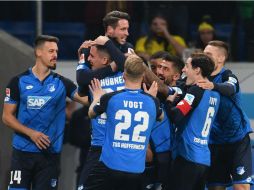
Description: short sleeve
xmin=4 ymin=76 xmax=20 ymax=104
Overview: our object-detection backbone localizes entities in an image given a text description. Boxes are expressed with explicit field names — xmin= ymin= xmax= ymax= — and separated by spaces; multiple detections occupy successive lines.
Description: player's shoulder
xmin=221 ymin=69 xmax=238 ymax=82
xmin=9 ymin=69 xmax=30 ymax=83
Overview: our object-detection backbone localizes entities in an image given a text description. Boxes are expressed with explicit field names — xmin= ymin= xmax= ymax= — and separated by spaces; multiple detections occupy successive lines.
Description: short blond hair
xmin=124 ymin=55 xmax=145 ymax=81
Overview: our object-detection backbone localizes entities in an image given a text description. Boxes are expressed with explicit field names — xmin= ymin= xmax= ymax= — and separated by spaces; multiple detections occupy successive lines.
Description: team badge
xmin=47 ymin=84 xmax=55 ymax=92
xmin=51 ymin=179 xmax=57 ymax=187
xmin=236 ymin=166 xmax=245 ymax=175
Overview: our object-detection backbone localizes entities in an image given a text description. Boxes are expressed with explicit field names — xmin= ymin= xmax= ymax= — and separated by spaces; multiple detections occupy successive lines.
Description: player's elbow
xmin=88 ymin=109 xmax=96 ymax=119
xmin=2 ymin=111 xmax=10 ymax=126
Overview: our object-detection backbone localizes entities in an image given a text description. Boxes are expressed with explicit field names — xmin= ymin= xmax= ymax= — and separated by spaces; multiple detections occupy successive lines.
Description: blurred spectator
xmin=135 ymin=14 xmax=187 ymax=62
xmin=193 ymin=15 xmax=216 ymax=50
xmin=237 ymin=1 xmax=254 ymax=61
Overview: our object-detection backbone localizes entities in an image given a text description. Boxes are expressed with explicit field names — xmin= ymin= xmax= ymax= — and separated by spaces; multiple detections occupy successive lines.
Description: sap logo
xmin=27 ymin=96 xmax=51 ymax=109
xmin=26 ymin=85 xmax=33 ymax=90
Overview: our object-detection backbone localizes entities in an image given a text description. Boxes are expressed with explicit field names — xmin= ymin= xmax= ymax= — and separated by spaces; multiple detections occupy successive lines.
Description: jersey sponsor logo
xmin=236 ymin=166 xmax=245 ymax=175
xmin=228 ymin=76 xmax=237 ymax=84
xmin=26 ymin=85 xmax=33 ymax=90
xmin=172 ymin=86 xmax=183 ymax=94
xmin=184 ymin=93 xmax=195 ymax=105
xmin=47 ymin=84 xmax=55 ymax=92
xmin=27 ymin=96 xmax=51 ymax=109
xmin=6 ymin=88 xmax=10 ymax=97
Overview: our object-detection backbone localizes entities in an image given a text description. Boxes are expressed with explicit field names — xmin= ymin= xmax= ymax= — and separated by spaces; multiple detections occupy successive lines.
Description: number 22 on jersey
xmin=114 ymin=110 xmax=149 ymax=143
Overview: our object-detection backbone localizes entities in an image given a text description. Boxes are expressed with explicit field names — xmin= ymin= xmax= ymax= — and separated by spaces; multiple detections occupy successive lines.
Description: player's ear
xmin=106 ymin=26 xmax=114 ymax=36
xmin=123 ymin=72 xmax=126 ymax=81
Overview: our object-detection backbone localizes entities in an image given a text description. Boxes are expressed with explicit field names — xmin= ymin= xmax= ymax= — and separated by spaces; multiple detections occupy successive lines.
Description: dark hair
xmin=145 ymin=14 xmax=169 ymax=51
xmin=103 ymin=10 xmax=130 ymax=30
xmin=34 ymin=35 xmax=59 ymax=48
xmin=95 ymin=44 xmax=112 ymax=63
xmin=150 ymin=51 xmax=169 ymax=60
xmin=190 ymin=53 xmax=215 ymax=77
xmin=208 ymin=40 xmax=229 ymax=60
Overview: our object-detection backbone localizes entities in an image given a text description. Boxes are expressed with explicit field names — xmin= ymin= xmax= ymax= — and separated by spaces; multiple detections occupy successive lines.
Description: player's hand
xmin=143 ymin=81 xmax=158 ymax=97
xmin=197 ymin=79 xmax=214 ymax=90
xmin=78 ymin=40 xmax=95 ymax=58
xmin=94 ymin=36 xmax=110 ymax=45
xmin=110 ymin=61 xmax=118 ymax=72
xmin=30 ymin=130 xmax=50 ymax=150
xmin=89 ymin=78 xmax=105 ymax=101
xmin=167 ymin=91 xmax=178 ymax=102
xmin=160 ymin=25 xmax=171 ymax=38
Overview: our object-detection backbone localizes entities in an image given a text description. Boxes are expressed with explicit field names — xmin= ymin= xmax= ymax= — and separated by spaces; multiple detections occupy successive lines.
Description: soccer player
xmin=76 ymin=40 xmax=126 ymax=190
xmin=199 ymin=40 xmax=253 ymax=190
xmin=103 ymin=10 xmax=134 ymax=55
xmin=2 ymin=35 xmax=88 ymax=190
xmin=86 ymin=54 xmax=163 ymax=190
xmin=166 ymin=53 xmax=220 ymax=190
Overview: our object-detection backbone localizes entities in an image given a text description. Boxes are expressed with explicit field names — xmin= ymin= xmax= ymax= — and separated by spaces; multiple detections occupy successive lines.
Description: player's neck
xmin=32 ymin=63 xmax=50 ymax=81
xmin=125 ymin=81 xmax=141 ymax=90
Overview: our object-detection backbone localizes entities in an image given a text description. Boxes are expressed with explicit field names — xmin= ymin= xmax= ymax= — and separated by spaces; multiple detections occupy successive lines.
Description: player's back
xmin=100 ymin=89 xmax=160 ymax=173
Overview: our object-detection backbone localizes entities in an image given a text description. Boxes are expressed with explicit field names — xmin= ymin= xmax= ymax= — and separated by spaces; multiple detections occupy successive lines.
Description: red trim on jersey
xmin=176 ymin=100 xmax=192 ymax=116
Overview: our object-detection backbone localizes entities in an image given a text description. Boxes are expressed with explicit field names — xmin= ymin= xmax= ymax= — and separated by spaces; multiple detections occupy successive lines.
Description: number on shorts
xmin=10 ymin=170 xmax=21 ymax=184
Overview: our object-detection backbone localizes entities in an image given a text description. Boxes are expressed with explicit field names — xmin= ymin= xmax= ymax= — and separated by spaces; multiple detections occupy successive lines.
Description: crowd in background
xmin=0 ymin=1 xmax=254 ymax=61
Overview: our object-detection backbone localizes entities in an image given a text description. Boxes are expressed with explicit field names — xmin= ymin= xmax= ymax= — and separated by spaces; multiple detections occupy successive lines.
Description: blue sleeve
xmin=59 ymin=76 xmax=77 ymax=99
xmin=105 ymin=40 xmax=126 ymax=72
xmin=76 ymin=63 xmax=114 ymax=90
xmin=213 ymin=70 xmax=239 ymax=96
xmin=93 ymin=93 xmax=112 ymax=116
xmin=4 ymin=76 xmax=20 ymax=104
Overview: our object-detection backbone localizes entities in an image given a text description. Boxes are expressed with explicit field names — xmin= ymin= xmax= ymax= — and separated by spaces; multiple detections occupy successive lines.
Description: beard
xmin=48 ymin=63 xmax=56 ymax=70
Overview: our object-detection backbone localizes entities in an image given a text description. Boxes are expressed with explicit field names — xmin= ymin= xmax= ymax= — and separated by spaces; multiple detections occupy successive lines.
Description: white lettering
xmin=209 ymin=97 xmax=217 ymax=106
xmin=123 ymin=100 xmax=143 ymax=109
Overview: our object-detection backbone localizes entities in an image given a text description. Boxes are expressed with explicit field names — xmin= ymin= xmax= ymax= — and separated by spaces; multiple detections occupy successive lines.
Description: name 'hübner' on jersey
xmin=100 ymin=75 xmax=124 ymax=87
xmin=193 ymin=96 xmax=218 ymax=145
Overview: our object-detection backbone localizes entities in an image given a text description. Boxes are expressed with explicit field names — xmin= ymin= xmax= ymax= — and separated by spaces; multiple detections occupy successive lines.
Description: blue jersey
xmin=209 ymin=68 xmax=252 ymax=144
xmin=170 ymin=86 xmax=220 ymax=166
xmin=4 ymin=69 xmax=77 ymax=153
xmin=76 ymin=63 xmax=125 ymax=146
xmin=94 ymin=89 xmax=162 ymax=173
xmin=150 ymin=105 xmax=171 ymax=153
